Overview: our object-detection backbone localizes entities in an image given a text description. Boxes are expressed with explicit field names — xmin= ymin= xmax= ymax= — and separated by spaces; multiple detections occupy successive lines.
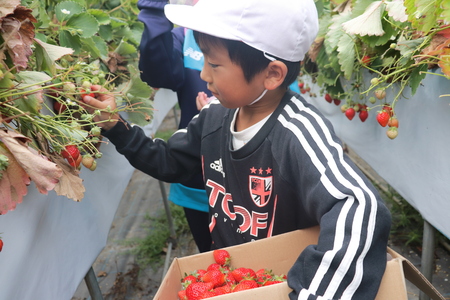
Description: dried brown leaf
xmin=0 ymin=0 xmax=20 ymax=20
xmin=0 ymin=144 xmax=30 ymax=214
xmin=309 ymin=37 xmax=324 ymax=62
xmin=1 ymin=6 xmax=37 ymax=70
xmin=0 ymin=129 xmax=62 ymax=194
xmin=53 ymin=158 xmax=85 ymax=202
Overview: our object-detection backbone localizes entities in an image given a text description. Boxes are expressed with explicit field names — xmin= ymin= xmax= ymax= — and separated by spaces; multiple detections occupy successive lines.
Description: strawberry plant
xmin=303 ymin=0 xmax=450 ymax=139
xmin=0 ymin=0 xmax=154 ymax=214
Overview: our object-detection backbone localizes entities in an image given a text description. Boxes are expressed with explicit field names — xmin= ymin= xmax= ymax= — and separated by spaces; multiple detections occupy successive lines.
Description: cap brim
xmin=165 ymin=4 xmax=240 ymax=41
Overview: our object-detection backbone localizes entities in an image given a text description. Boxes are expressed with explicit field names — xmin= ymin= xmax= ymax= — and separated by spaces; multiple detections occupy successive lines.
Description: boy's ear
xmin=264 ymin=61 xmax=288 ymax=90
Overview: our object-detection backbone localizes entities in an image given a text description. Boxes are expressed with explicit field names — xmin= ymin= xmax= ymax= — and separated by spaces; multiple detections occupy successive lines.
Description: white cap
xmin=165 ymin=0 xmax=319 ymax=62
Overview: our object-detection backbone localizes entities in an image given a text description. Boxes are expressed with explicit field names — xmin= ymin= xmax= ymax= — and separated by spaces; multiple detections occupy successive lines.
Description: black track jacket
xmin=103 ymin=90 xmax=391 ymax=299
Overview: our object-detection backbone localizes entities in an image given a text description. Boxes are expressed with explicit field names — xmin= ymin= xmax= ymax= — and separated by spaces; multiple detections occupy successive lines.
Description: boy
xmin=83 ymin=0 xmax=392 ymax=298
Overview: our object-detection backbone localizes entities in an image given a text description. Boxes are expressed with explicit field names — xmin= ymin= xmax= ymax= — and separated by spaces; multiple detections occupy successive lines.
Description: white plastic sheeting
xmin=303 ymin=70 xmax=450 ymax=238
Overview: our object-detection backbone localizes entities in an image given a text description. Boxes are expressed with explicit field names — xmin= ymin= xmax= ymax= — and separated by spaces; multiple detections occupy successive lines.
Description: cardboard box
xmin=154 ymin=227 xmax=444 ymax=300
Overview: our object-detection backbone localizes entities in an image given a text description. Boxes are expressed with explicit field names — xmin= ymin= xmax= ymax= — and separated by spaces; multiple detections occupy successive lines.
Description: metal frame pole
xmin=84 ymin=266 xmax=103 ymax=300
xmin=419 ymin=220 xmax=436 ymax=300
xmin=159 ymin=180 xmax=177 ymax=281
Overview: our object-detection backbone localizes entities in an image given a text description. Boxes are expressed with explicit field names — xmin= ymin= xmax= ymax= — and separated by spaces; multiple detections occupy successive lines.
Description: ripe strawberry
xmin=333 ymin=98 xmax=341 ymax=105
xmin=232 ymin=279 xmax=258 ymax=292
xmin=345 ymin=107 xmax=356 ymax=120
xmin=213 ymin=249 xmax=231 ymax=266
xmin=224 ymin=270 xmax=237 ymax=285
xmin=0 ymin=239 xmax=3 ymax=252
xmin=201 ymin=269 xmax=226 ymax=288
xmin=185 ymin=282 xmax=214 ymax=300
xmin=359 ymin=110 xmax=369 ymax=122
xmin=386 ymin=127 xmax=398 ymax=139
xmin=324 ymin=93 xmax=332 ymax=103
xmin=178 ymin=289 xmax=188 ymax=300
xmin=231 ymin=267 xmax=256 ymax=282
xmin=376 ymin=111 xmax=390 ymax=127
xmin=388 ymin=116 xmax=399 ymax=128
xmin=182 ymin=274 xmax=198 ymax=285
xmin=206 ymin=263 xmax=222 ymax=272
xmin=213 ymin=285 xmax=232 ymax=295
xmin=53 ymin=101 xmax=67 ymax=113
xmin=263 ymin=280 xmax=284 ymax=286
xmin=383 ymin=105 xmax=394 ymax=117
xmin=80 ymin=89 xmax=95 ymax=100
xmin=198 ymin=290 xmax=216 ymax=299
xmin=256 ymin=269 xmax=273 ymax=285
xmin=61 ymin=145 xmax=80 ymax=160
xmin=298 ymin=82 xmax=304 ymax=89
xmin=361 ymin=55 xmax=371 ymax=66
xmin=195 ymin=269 xmax=207 ymax=281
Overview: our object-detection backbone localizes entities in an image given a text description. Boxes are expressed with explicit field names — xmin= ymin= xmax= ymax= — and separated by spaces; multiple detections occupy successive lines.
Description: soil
xmin=72 ymin=109 xmax=450 ymax=300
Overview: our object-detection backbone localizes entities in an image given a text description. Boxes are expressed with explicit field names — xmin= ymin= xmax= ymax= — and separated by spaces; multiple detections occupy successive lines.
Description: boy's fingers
xmin=82 ymin=95 xmax=105 ymax=108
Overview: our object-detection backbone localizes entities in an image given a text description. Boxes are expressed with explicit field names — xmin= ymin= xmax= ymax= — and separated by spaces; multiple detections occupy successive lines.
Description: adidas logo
xmin=210 ymin=159 xmax=225 ymax=177
xmin=184 ymin=47 xmax=203 ymax=61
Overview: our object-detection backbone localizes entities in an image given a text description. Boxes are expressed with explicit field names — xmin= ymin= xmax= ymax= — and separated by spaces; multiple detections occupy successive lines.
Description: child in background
xmin=137 ymin=0 xmax=212 ymax=252
xmin=83 ymin=0 xmax=392 ymax=298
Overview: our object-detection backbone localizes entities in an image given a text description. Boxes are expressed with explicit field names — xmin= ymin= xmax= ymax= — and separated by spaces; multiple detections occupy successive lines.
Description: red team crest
xmin=249 ymin=175 xmax=272 ymax=207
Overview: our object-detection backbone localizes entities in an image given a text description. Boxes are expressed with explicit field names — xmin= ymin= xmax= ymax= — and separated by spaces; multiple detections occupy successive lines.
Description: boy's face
xmin=199 ymin=43 xmax=267 ymax=109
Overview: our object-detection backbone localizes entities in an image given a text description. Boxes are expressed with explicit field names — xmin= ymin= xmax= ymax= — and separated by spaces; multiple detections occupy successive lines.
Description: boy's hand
xmin=196 ymin=91 xmax=213 ymax=111
xmin=81 ymin=85 xmax=120 ymax=131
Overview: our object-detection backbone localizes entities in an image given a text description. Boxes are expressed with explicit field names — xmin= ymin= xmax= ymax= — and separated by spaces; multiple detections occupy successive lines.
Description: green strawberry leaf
xmin=404 ymin=0 xmax=418 ymax=26
xmin=15 ymin=71 xmax=52 ymax=85
xmin=80 ymin=37 xmax=106 ymax=59
xmin=114 ymin=26 xmax=138 ymax=45
xmin=55 ymin=1 xmax=84 ymax=22
xmin=325 ymin=13 xmax=352 ymax=53
xmin=91 ymin=36 xmax=109 ymax=59
xmin=359 ymin=18 xmax=398 ymax=47
xmin=53 ymin=126 xmax=88 ymax=142
xmin=59 ymin=30 xmax=82 ymax=54
xmin=385 ymin=0 xmax=408 ymax=22
xmin=408 ymin=64 xmax=428 ymax=95
xmin=0 ymin=71 xmax=15 ymax=89
xmin=317 ymin=15 xmax=332 ymax=38
xmin=66 ymin=12 xmax=99 ymax=38
xmin=413 ymin=0 xmax=443 ymax=33
xmin=130 ymin=23 xmax=144 ymax=45
xmin=440 ymin=0 xmax=450 ymax=23
xmin=337 ymin=32 xmax=356 ymax=80
xmin=14 ymin=85 xmax=44 ymax=115
xmin=396 ymin=36 xmax=425 ymax=60
xmin=34 ymin=38 xmax=74 ymax=75
xmin=37 ymin=6 xmax=51 ymax=29
xmin=115 ymin=40 xmax=136 ymax=56
xmin=87 ymin=9 xmax=111 ymax=25
xmin=110 ymin=17 xmax=128 ymax=29
xmin=115 ymin=65 xmax=153 ymax=126
xmin=99 ymin=25 xmax=113 ymax=42
xmin=342 ymin=1 xmax=385 ymax=36
xmin=352 ymin=0 xmax=377 ymax=16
